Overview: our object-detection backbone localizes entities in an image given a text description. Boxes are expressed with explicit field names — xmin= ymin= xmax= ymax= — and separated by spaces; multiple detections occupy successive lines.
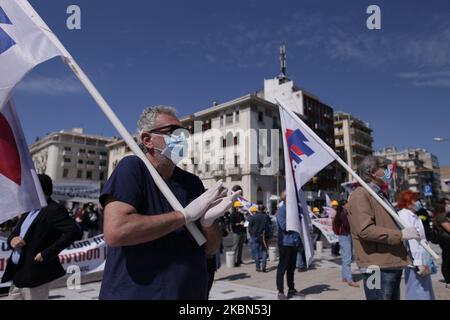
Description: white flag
xmin=0 ymin=100 xmax=46 ymax=223
xmin=278 ymin=100 xmax=337 ymax=267
xmin=0 ymin=0 xmax=67 ymax=222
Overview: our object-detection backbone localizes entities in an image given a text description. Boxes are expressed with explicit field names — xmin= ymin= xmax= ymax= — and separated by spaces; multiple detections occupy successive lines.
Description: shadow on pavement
xmin=300 ymin=284 xmax=337 ymax=295
xmin=215 ymin=273 xmax=251 ymax=281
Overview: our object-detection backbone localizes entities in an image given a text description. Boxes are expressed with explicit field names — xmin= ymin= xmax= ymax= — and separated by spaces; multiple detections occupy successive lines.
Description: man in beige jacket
xmin=347 ymin=156 xmax=420 ymax=300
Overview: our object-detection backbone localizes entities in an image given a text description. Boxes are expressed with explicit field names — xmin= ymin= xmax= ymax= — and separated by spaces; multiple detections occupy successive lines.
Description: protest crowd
xmin=0 ymin=0 xmax=449 ymax=302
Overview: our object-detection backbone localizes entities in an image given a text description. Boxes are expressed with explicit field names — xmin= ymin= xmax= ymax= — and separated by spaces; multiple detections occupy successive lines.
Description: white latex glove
xmin=417 ymin=265 xmax=430 ymax=277
xmin=182 ymin=180 xmax=224 ymax=223
xmin=201 ymin=190 xmax=242 ymax=227
xmin=401 ymin=227 xmax=420 ymax=241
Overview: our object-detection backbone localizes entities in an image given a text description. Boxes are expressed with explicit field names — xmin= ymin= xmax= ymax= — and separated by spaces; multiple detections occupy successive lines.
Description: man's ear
xmin=141 ymin=132 xmax=153 ymax=151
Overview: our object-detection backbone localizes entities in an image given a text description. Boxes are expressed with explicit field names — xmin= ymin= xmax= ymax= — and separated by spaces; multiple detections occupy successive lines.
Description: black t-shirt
xmin=229 ymin=210 xmax=246 ymax=234
xmin=99 ymin=156 xmax=207 ymax=299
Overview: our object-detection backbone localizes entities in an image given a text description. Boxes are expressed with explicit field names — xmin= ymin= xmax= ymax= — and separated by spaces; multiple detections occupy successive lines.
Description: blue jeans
xmin=363 ymin=269 xmax=403 ymax=300
xmin=296 ymin=243 xmax=306 ymax=269
xmin=251 ymin=237 xmax=267 ymax=270
xmin=338 ymin=234 xmax=353 ymax=282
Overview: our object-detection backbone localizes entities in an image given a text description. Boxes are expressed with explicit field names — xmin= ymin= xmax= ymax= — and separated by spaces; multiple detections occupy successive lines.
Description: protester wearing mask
xmin=347 ymin=156 xmax=417 ymax=300
xmin=99 ymin=106 xmax=240 ymax=299
xmin=398 ymin=190 xmax=435 ymax=300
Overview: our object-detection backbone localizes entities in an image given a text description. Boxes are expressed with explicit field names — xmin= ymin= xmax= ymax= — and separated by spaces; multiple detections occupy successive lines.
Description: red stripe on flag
xmin=0 ymin=112 xmax=21 ymax=185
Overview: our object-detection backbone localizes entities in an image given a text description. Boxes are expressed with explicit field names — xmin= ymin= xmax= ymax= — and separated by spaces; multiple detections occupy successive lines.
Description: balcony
xmin=212 ymin=169 xmax=225 ymax=177
xmin=61 ymin=150 xmax=72 ymax=156
xmin=99 ymin=165 xmax=107 ymax=171
xmin=351 ymin=141 xmax=373 ymax=152
xmin=227 ymin=167 xmax=242 ymax=175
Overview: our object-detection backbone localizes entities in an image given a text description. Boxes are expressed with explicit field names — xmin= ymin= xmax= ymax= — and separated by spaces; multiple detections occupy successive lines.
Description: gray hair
xmin=358 ymin=155 xmax=389 ymax=183
xmin=137 ymin=105 xmax=177 ymax=145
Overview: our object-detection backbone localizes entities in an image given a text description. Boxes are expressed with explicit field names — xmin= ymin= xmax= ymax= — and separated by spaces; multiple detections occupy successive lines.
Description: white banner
xmin=0 ymin=234 xmax=106 ymax=288
xmin=311 ymin=218 xmax=339 ymax=244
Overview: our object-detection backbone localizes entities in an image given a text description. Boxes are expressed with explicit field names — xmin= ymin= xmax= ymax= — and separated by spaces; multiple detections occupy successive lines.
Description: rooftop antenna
xmin=279 ymin=44 xmax=287 ymax=83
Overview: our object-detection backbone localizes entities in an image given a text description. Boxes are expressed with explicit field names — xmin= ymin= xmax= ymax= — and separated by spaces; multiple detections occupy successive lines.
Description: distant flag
xmin=325 ymin=193 xmax=332 ymax=207
xmin=237 ymin=195 xmax=256 ymax=214
xmin=0 ymin=0 xmax=68 ymax=223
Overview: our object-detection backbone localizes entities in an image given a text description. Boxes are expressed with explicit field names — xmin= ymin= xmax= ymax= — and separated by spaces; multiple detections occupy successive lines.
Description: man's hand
xmin=183 ymin=180 xmax=224 ymax=223
xmin=201 ymin=191 xmax=241 ymax=227
xmin=10 ymin=236 xmax=26 ymax=249
xmin=34 ymin=252 xmax=44 ymax=262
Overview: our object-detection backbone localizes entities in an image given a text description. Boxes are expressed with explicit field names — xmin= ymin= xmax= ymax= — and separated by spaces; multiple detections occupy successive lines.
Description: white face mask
xmin=446 ymin=204 xmax=450 ymax=213
xmin=153 ymin=132 xmax=188 ymax=165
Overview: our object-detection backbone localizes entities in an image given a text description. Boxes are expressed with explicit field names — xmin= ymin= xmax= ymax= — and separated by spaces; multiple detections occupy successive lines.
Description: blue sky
xmin=11 ymin=0 xmax=450 ymax=165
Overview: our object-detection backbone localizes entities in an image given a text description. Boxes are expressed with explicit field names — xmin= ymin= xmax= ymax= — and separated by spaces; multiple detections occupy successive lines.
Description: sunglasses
xmin=149 ymin=124 xmax=187 ymax=135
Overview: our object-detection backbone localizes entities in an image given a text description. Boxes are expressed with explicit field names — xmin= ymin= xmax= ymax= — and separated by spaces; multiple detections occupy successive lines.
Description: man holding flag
xmin=276 ymin=98 xmax=439 ymax=300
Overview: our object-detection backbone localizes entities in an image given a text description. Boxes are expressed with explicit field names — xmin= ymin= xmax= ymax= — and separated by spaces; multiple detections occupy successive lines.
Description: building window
xmin=235 ymin=110 xmax=239 ymax=122
xmin=205 ymin=140 xmax=211 ymax=152
xmin=234 ymin=155 xmax=239 ymax=168
xmin=225 ymin=113 xmax=233 ymax=125
xmin=88 ymin=150 xmax=96 ymax=155
xmin=63 ymin=168 xmax=69 ymax=178
xmin=220 ymin=115 xmax=224 ymax=127
xmin=87 ymin=160 xmax=95 ymax=165
xmin=64 ymin=147 xmax=71 ymax=152
xmin=205 ymin=161 xmax=210 ymax=173
xmin=78 ymin=159 xmax=83 ymax=164
xmin=99 ymin=160 xmax=107 ymax=166
xmin=194 ymin=164 xmax=198 ymax=172
xmin=63 ymin=157 xmax=71 ymax=163
xmin=86 ymin=171 xmax=93 ymax=180
xmin=258 ymin=111 xmax=264 ymax=123
xmin=226 ymin=132 xmax=233 ymax=147
xmin=234 ymin=134 xmax=239 ymax=145
xmin=202 ymin=120 xmax=211 ymax=131
xmin=99 ymin=172 xmax=105 ymax=180
xmin=77 ymin=170 xmax=83 ymax=179
xmin=222 ymin=137 xmax=226 ymax=148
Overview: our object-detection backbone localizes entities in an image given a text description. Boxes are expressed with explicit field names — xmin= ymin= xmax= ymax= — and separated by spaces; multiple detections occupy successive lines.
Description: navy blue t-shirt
xmin=99 ymin=155 xmax=207 ymax=300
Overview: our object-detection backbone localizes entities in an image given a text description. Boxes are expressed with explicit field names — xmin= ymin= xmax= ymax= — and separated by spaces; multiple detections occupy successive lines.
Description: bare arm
xmin=202 ymin=223 xmax=222 ymax=255
xmin=441 ymin=221 xmax=450 ymax=233
xmin=103 ymin=196 xmax=186 ymax=247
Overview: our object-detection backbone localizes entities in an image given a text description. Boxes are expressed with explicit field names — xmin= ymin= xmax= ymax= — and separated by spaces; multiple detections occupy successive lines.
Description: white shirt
xmin=398 ymin=208 xmax=426 ymax=266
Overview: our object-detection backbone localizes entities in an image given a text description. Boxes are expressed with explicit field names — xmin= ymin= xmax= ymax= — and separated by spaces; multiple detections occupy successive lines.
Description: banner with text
xmin=0 ymin=234 xmax=106 ymax=288
xmin=311 ymin=218 xmax=339 ymax=244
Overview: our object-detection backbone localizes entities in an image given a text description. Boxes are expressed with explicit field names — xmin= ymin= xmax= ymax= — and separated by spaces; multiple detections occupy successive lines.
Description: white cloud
xmin=16 ymin=75 xmax=84 ymax=95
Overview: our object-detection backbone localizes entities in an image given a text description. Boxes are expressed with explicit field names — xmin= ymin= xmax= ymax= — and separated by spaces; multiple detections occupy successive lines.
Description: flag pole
xmin=275 ymin=99 xmax=439 ymax=260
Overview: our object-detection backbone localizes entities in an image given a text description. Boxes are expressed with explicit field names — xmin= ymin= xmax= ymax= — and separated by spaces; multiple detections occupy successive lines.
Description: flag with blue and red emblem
xmin=278 ymin=100 xmax=336 ymax=267
xmin=0 ymin=0 xmax=67 ymax=223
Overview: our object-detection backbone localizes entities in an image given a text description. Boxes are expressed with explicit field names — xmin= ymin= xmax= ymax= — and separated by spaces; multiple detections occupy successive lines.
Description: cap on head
xmin=249 ymin=206 xmax=258 ymax=213
xmin=331 ymin=200 xmax=339 ymax=207
xmin=233 ymin=201 xmax=243 ymax=208
xmin=312 ymin=207 xmax=320 ymax=213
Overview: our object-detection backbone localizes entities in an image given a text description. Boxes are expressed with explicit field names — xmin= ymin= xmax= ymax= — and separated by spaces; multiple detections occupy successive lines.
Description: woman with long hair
xmin=433 ymin=198 xmax=450 ymax=289
xmin=332 ymin=200 xmax=359 ymax=287
xmin=398 ymin=190 xmax=435 ymax=300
